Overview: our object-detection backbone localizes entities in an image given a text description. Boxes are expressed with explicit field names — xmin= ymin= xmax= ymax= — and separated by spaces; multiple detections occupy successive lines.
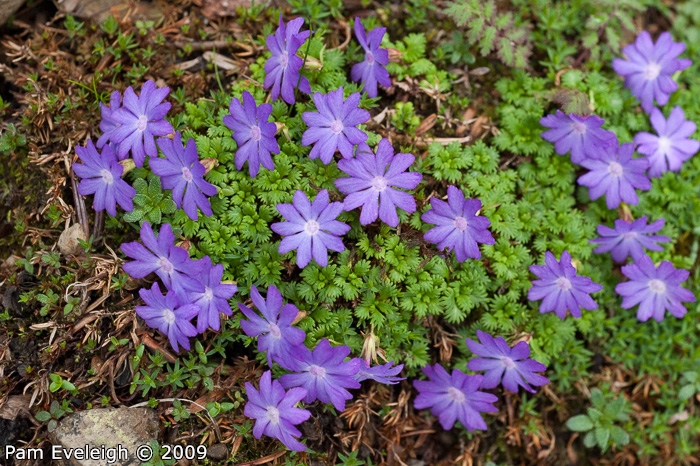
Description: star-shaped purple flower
xmin=352 ymin=359 xmax=405 ymax=385
xmin=421 ymin=185 xmax=495 ymax=261
xmin=109 ymin=80 xmax=174 ymax=167
xmin=150 ymin=132 xmax=217 ymax=221
xmin=271 ymin=190 xmax=350 ymax=268
xmin=539 ymin=111 xmax=617 ymax=164
xmin=120 ymin=222 xmax=204 ymax=299
xmin=413 ymin=364 xmax=498 ymax=431
xmin=264 ymin=15 xmax=311 ymax=105
xmin=279 ymin=339 xmax=361 ymax=412
xmin=136 ymin=282 xmax=199 ymax=352
xmin=634 ymin=107 xmax=699 ymax=178
xmin=223 ymin=91 xmax=280 ymax=177
xmin=528 ymin=251 xmax=603 ymax=319
xmin=612 ymin=31 xmax=692 ymax=113
xmin=302 ymin=87 xmax=370 ymax=164
xmin=351 ymin=17 xmax=392 ymax=98
xmin=186 ymin=256 xmax=237 ymax=333
xmin=466 ymin=331 xmax=549 ymax=393
xmin=590 ymin=216 xmax=670 ymax=263
xmin=73 ymin=140 xmax=136 ymax=217
xmin=244 ymin=370 xmax=311 ymax=452
xmin=615 ymin=254 xmax=695 ymax=322
xmin=238 ymin=285 xmax=306 ymax=368
xmin=335 ymin=138 xmax=422 ymax=227
xmin=577 ymin=142 xmax=651 ymax=209
xmin=96 ymin=90 xmax=121 ymax=150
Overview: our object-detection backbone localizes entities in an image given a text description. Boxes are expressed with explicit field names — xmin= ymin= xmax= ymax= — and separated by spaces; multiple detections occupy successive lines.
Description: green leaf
xmin=35 ymin=411 xmax=52 ymax=422
xmin=595 ymin=427 xmax=610 ymax=452
xmin=590 ymin=388 xmax=605 ymax=409
xmin=609 ymin=426 xmax=629 ymax=446
xmin=566 ymin=415 xmax=594 ymax=432
xmin=583 ymin=431 xmax=597 ymax=448
xmin=679 ymin=384 xmax=696 ymax=400
xmin=603 ymin=396 xmax=625 ymax=419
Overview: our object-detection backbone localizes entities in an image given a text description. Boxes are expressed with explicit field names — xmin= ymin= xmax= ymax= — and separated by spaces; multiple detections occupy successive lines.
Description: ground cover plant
xmin=2 ymin=0 xmax=700 ymax=464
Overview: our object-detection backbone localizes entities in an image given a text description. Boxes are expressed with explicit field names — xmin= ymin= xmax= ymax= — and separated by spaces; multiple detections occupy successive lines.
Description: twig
xmin=70 ymin=167 xmax=90 ymax=240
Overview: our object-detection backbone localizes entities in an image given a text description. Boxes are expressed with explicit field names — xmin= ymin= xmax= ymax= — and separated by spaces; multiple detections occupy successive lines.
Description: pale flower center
xmin=268 ymin=323 xmax=281 ymax=338
xmin=250 ymin=125 xmax=262 ymax=142
xmin=162 ymin=308 xmax=175 ymax=324
xmin=371 ymin=176 xmax=388 ymax=192
xmin=100 ymin=169 xmax=114 ymax=184
xmin=330 ymin=119 xmax=344 ymax=134
xmin=366 ymin=51 xmax=375 ymax=65
xmin=309 ymin=365 xmax=326 ymax=378
xmin=158 ymin=257 xmax=174 ymax=273
xmin=622 ymin=231 xmax=637 ymax=240
xmin=572 ymin=121 xmax=587 ymax=134
xmin=657 ymin=136 xmax=672 ymax=153
xmin=136 ymin=115 xmax=148 ymax=132
xmin=608 ymin=161 xmax=624 ymax=177
xmin=453 ymin=216 xmax=468 ymax=231
xmin=648 ymin=279 xmax=666 ymax=293
xmin=555 ymin=277 xmax=572 ymax=291
xmin=182 ymin=167 xmax=193 ymax=182
xmin=203 ymin=286 xmax=213 ymax=301
xmin=280 ymin=52 xmax=289 ymax=69
xmin=644 ymin=62 xmax=661 ymax=80
xmin=447 ymin=387 xmax=465 ymax=403
xmin=304 ymin=219 xmax=320 ymax=235
xmin=501 ymin=357 xmax=516 ymax=369
xmin=265 ymin=406 xmax=280 ymax=425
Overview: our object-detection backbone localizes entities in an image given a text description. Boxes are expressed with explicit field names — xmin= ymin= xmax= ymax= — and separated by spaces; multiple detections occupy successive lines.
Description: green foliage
xmin=566 ymin=388 xmax=631 ymax=453
xmin=122 ymin=173 xmax=178 ymax=225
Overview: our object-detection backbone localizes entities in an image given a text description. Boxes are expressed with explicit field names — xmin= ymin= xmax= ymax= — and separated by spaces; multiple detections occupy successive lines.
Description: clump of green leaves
xmin=566 ymin=388 xmax=631 ymax=452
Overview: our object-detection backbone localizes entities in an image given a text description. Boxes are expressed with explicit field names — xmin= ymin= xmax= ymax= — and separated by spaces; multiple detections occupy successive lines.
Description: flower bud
xmin=200 ymin=157 xmax=218 ymax=174
xmin=119 ymin=158 xmax=135 ymax=175
xmin=291 ymin=309 xmax=307 ymax=325
xmin=388 ymin=48 xmax=402 ymax=63
xmin=303 ymin=55 xmax=323 ymax=71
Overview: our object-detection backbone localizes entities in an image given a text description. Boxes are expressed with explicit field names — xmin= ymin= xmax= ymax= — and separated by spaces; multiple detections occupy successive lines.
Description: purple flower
xmin=187 ymin=256 xmax=237 ymax=333
xmin=413 ymin=364 xmax=498 ymax=431
xmin=335 ymin=138 xmax=422 ymax=227
xmin=264 ymin=15 xmax=311 ymax=105
xmin=302 ymin=87 xmax=370 ymax=164
xmin=615 ymin=254 xmax=695 ymax=322
xmin=577 ymin=142 xmax=651 ymax=209
xmin=120 ymin=222 xmax=204 ymax=299
xmin=73 ymin=140 xmax=136 ymax=217
xmin=466 ymin=331 xmax=549 ymax=393
xmin=634 ymin=107 xmax=700 ymax=178
xmin=150 ymin=132 xmax=217 ymax=221
xmin=109 ymin=80 xmax=174 ymax=167
xmin=97 ymin=90 xmax=121 ymax=150
xmin=136 ymin=282 xmax=199 ymax=352
xmin=590 ymin=216 xmax=670 ymax=263
xmin=271 ymin=190 xmax=350 ymax=268
xmin=528 ymin=251 xmax=603 ymax=319
xmin=223 ymin=91 xmax=280 ymax=177
xmin=612 ymin=31 xmax=691 ymax=113
xmin=238 ymin=285 xmax=306 ymax=368
xmin=280 ymin=339 xmax=361 ymax=412
xmin=244 ymin=370 xmax=311 ymax=452
xmin=351 ymin=17 xmax=392 ymax=98
xmin=421 ymin=185 xmax=495 ymax=261
xmin=539 ymin=111 xmax=617 ymax=164
xmin=353 ymin=359 xmax=405 ymax=384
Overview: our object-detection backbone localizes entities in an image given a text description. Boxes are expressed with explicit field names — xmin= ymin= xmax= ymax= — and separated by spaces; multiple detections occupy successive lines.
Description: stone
xmin=48 ymin=407 xmax=160 ymax=466
xmin=0 ymin=0 xmax=23 ymax=26
xmin=57 ymin=223 xmax=87 ymax=256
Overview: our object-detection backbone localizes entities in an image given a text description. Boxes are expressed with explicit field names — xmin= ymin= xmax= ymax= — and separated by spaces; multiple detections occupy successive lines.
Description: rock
xmin=0 ymin=0 xmax=24 ymax=26
xmin=48 ymin=407 xmax=160 ymax=466
xmin=58 ymin=223 xmax=87 ymax=256
xmin=206 ymin=443 xmax=227 ymax=461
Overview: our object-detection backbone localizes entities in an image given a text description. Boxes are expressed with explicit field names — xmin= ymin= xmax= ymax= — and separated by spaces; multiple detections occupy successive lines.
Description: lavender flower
xmin=353 ymin=359 xmax=405 ymax=384
xmin=136 ymin=282 xmax=199 ymax=352
xmin=539 ymin=111 xmax=617 ymax=163
xmin=466 ymin=331 xmax=549 ymax=393
xmin=590 ymin=216 xmax=670 ymax=263
xmin=264 ymin=15 xmax=311 ymax=104
xmin=615 ymin=254 xmax=695 ymax=322
xmin=302 ymin=87 xmax=370 ymax=164
xmin=280 ymin=339 xmax=361 ymax=412
xmin=421 ymin=185 xmax=495 ymax=261
xmin=150 ymin=132 xmax=217 ymax=221
xmin=96 ymin=90 xmax=121 ymax=150
xmin=244 ymin=371 xmax=311 ymax=452
xmin=109 ymin=80 xmax=174 ymax=167
xmin=634 ymin=107 xmax=700 ymax=177
xmin=187 ymin=256 xmax=237 ymax=333
xmin=73 ymin=140 xmax=136 ymax=217
xmin=528 ymin=251 xmax=603 ymax=319
xmin=120 ymin=222 xmax=204 ymax=299
xmin=612 ymin=31 xmax=691 ymax=113
xmin=577 ymin=142 xmax=651 ymax=209
xmin=335 ymin=138 xmax=422 ymax=227
xmin=238 ymin=285 xmax=306 ymax=368
xmin=271 ymin=190 xmax=350 ymax=268
xmin=351 ymin=17 xmax=392 ymax=98
xmin=413 ymin=364 xmax=498 ymax=431
xmin=223 ymin=91 xmax=280 ymax=177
